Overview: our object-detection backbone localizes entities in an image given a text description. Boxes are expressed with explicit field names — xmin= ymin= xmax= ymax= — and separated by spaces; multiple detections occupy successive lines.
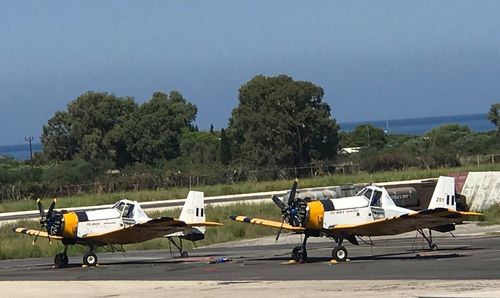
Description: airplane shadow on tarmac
xmin=247 ymin=245 xmax=485 ymax=264
xmin=20 ymin=246 xmax=486 ymax=269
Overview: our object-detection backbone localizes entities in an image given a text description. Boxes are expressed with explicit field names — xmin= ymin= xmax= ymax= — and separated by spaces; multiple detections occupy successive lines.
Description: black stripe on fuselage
xmin=75 ymin=211 xmax=89 ymax=222
xmin=320 ymin=199 xmax=335 ymax=211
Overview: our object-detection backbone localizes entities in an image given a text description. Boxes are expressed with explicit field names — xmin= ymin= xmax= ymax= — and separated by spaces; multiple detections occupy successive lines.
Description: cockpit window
xmin=355 ymin=189 xmax=366 ymax=196
xmin=356 ymin=188 xmax=374 ymax=200
xmin=122 ymin=204 xmax=134 ymax=218
xmin=363 ymin=189 xmax=373 ymax=201
xmin=370 ymin=190 xmax=382 ymax=207
xmin=113 ymin=202 xmax=125 ymax=213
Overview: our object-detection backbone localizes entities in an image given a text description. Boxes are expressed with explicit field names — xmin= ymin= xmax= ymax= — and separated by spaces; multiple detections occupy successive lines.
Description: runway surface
xmin=1 ymin=233 xmax=499 ymax=281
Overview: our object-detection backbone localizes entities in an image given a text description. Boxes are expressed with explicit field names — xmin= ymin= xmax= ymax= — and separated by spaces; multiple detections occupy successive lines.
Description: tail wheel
xmin=181 ymin=251 xmax=189 ymax=258
xmin=430 ymin=243 xmax=438 ymax=251
xmin=332 ymin=246 xmax=348 ymax=262
xmin=54 ymin=253 xmax=69 ymax=268
xmin=83 ymin=252 xmax=98 ymax=266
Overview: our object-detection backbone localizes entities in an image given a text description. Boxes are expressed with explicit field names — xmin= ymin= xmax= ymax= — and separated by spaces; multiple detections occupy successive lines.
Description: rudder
xmin=179 ymin=191 xmax=206 ymax=223
xmin=428 ymin=176 xmax=457 ymax=211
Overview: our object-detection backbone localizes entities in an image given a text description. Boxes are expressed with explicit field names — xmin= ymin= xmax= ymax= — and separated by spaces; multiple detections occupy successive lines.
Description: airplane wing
xmin=13 ymin=227 xmax=63 ymax=240
xmin=327 ymin=208 xmax=482 ymax=236
xmin=229 ymin=215 xmax=305 ymax=232
xmin=229 ymin=209 xmax=481 ymax=237
xmin=83 ymin=217 xmax=222 ymax=244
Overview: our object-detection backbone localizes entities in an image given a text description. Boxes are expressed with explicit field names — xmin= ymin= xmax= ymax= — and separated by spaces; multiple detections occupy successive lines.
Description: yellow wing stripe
xmin=13 ymin=227 xmax=63 ymax=240
xmin=229 ymin=215 xmax=304 ymax=232
xmin=457 ymin=211 xmax=483 ymax=216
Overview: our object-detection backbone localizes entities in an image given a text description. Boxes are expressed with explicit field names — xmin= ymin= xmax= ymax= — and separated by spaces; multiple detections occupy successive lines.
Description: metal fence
xmin=1 ymin=153 xmax=498 ymax=201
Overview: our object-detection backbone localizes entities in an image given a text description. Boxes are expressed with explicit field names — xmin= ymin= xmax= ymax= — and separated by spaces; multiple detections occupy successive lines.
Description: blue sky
xmin=1 ymin=1 xmax=499 ymax=145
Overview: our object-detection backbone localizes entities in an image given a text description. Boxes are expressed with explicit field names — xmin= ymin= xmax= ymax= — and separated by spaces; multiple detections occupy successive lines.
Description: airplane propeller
xmin=272 ymin=178 xmax=307 ymax=241
xmin=33 ymin=198 xmax=57 ymax=245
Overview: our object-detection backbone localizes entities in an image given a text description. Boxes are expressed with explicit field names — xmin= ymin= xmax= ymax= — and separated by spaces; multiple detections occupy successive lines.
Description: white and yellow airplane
xmin=13 ymin=191 xmax=222 ymax=267
xmin=230 ymin=177 xmax=482 ymax=263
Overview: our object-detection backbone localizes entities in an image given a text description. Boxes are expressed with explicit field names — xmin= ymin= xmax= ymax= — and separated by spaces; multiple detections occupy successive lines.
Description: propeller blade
xmin=271 ymin=195 xmax=286 ymax=211
xmin=275 ymin=217 xmax=286 ymax=241
xmin=47 ymin=198 xmax=57 ymax=219
xmin=32 ymin=229 xmax=41 ymax=245
xmin=287 ymin=178 xmax=298 ymax=206
xmin=36 ymin=199 xmax=45 ymax=219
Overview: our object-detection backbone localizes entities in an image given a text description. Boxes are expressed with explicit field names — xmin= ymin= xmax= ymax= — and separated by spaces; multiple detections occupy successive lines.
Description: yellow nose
xmin=305 ymin=200 xmax=324 ymax=229
xmin=62 ymin=212 xmax=79 ymax=238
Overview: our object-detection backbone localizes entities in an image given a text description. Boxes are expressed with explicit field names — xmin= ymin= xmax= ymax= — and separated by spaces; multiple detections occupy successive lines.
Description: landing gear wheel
xmin=181 ymin=251 xmax=189 ymax=258
xmin=332 ymin=246 xmax=348 ymax=262
xmin=296 ymin=248 xmax=307 ymax=263
xmin=83 ymin=252 xmax=98 ymax=266
xmin=291 ymin=246 xmax=301 ymax=261
xmin=54 ymin=253 xmax=69 ymax=267
xmin=291 ymin=246 xmax=307 ymax=263
xmin=430 ymin=243 xmax=438 ymax=251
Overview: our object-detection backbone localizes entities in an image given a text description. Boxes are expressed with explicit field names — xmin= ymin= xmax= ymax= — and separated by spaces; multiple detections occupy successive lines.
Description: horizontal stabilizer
xmin=185 ymin=221 xmax=223 ymax=227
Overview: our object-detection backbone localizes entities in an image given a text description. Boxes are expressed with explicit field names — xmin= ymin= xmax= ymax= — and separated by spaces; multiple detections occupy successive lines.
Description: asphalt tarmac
xmin=1 ymin=233 xmax=499 ymax=281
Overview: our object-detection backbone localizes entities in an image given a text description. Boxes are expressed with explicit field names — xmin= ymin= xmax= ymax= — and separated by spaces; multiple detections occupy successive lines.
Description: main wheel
xmin=291 ymin=246 xmax=302 ymax=262
xmin=181 ymin=251 xmax=189 ymax=258
xmin=83 ymin=252 xmax=98 ymax=266
xmin=54 ymin=253 xmax=69 ymax=267
xmin=296 ymin=248 xmax=307 ymax=263
xmin=332 ymin=246 xmax=348 ymax=262
xmin=430 ymin=243 xmax=438 ymax=251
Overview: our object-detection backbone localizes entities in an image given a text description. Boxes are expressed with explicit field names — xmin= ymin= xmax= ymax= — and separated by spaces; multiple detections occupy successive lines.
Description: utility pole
xmin=25 ymin=136 xmax=34 ymax=171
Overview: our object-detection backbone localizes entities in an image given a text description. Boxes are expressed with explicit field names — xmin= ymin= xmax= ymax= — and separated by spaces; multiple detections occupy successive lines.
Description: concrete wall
xmin=461 ymin=171 xmax=500 ymax=211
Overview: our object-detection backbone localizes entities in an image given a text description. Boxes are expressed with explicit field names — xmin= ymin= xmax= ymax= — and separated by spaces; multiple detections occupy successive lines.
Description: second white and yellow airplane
xmin=230 ymin=176 xmax=481 ymax=263
xmin=14 ymin=191 xmax=222 ymax=267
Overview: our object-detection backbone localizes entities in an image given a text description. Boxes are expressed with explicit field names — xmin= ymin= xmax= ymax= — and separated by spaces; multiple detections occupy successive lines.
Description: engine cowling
xmin=303 ymin=200 xmax=324 ymax=230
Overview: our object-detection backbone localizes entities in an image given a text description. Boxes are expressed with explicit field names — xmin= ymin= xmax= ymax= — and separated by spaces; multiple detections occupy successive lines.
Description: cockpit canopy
xmin=112 ymin=199 xmax=149 ymax=220
xmin=356 ymin=186 xmax=383 ymax=207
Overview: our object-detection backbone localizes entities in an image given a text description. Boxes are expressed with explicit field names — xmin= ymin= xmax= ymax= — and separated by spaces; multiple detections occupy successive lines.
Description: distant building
xmin=339 ymin=147 xmax=361 ymax=154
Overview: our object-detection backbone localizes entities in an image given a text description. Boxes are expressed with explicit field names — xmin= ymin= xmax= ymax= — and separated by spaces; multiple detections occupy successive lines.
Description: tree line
xmin=0 ymin=74 xmax=499 ymax=201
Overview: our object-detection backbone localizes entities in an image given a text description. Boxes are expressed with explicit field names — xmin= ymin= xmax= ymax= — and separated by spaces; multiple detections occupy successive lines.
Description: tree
xmin=425 ymin=124 xmax=471 ymax=150
xmin=351 ymin=124 xmax=387 ymax=149
xmin=41 ymin=92 xmax=137 ymax=164
xmin=121 ymin=91 xmax=197 ymax=165
xmin=41 ymin=111 xmax=78 ymax=161
xmin=172 ymin=130 xmax=221 ymax=173
xmin=487 ymin=103 xmax=500 ymax=134
xmin=227 ymin=75 xmax=339 ymax=168
xmin=220 ymin=128 xmax=231 ymax=165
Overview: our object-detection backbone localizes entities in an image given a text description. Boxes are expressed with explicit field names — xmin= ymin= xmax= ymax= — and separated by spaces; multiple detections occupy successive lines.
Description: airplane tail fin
xmin=176 ymin=191 xmax=206 ymax=240
xmin=428 ymin=176 xmax=457 ymax=211
xmin=179 ymin=191 xmax=206 ymax=223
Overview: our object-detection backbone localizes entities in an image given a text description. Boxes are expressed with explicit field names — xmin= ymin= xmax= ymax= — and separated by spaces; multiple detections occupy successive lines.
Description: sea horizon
xmin=340 ymin=113 xmax=494 ymax=135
